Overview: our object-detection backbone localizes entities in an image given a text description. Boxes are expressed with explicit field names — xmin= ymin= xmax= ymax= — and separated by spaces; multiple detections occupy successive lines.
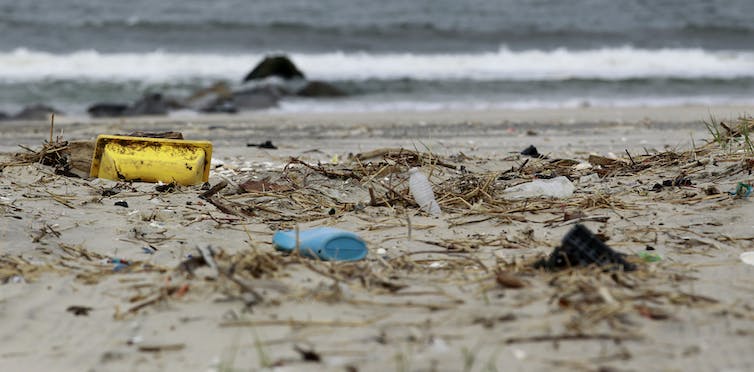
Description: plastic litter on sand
xmin=535 ymin=224 xmax=636 ymax=271
xmin=740 ymin=251 xmax=754 ymax=266
xmin=408 ymin=167 xmax=441 ymax=216
xmin=503 ymin=176 xmax=575 ymax=199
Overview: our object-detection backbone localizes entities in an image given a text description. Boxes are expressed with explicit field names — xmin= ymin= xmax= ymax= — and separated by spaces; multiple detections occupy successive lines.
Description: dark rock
xmin=155 ymin=182 xmax=176 ymax=193
xmin=201 ymin=100 xmax=238 ymax=114
xmin=12 ymin=104 xmax=61 ymax=120
xmin=243 ymin=55 xmax=304 ymax=82
xmin=520 ymin=145 xmax=540 ymax=158
xmin=232 ymin=86 xmax=282 ymax=110
xmin=102 ymin=188 xmax=120 ymax=197
xmin=114 ymin=200 xmax=129 ymax=208
xmin=247 ymin=140 xmax=277 ymax=149
xmin=87 ymin=103 xmax=129 ymax=118
xmin=704 ymin=186 xmax=720 ymax=195
xmin=66 ymin=305 xmax=93 ymax=316
xmin=185 ymin=82 xmax=236 ymax=113
xmin=0 ymin=111 xmax=8 ymax=120
xmin=258 ymin=140 xmax=277 ymax=149
xmin=534 ymin=224 xmax=636 ymax=272
xmin=123 ymin=93 xmax=171 ymax=116
xmin=296 ymin=81 xmax=346 ymax=97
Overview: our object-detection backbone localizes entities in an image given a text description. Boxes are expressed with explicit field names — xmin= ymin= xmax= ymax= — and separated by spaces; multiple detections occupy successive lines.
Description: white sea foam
xmin=1 ymin=47 xmax=753 ymax=82
xmin=275 ymin=96 xmax=754 ymax=113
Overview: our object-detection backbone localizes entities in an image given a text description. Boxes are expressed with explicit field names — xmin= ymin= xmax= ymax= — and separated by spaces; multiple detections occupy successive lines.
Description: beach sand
xmin=1 ymin=105 xmax=753 ymax=371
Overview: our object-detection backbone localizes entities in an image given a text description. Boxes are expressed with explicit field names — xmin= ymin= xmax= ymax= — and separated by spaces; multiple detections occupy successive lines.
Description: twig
xmin=221 ymin=268 xmax=265 ymax=304
xmin=504 ymin=333 xmax=641 ymax=344
xmin=625 ymin=149 xmax=636 ymax=166
xmin=405 ymin=209 xmax=412 ymax=240
xmin=220 ymin=315 xmax=388 ymax=328
xmin=288 ymin=157 xmax=356 ymax=180
xmin=45 ymin=190 xmax=75 ymax=209
xmin=378 ymin=180 xmax=414 ymax=206
xmin=199 ymin=180 xmax=228 ymax=199
xmin=517 ymin=158 xmax=529 ymax=173
xmin=345 ymin=298 xmax=461 ymax=310
xmin=206 ymin=196 xmax=239 ymax=216
xmin=49 ymin=113 xmax=54 ymax=143
xmin=138 ymin=344 xmax=185 ymax=352
xmin=126 ymin=293 xmax=165 ymax=314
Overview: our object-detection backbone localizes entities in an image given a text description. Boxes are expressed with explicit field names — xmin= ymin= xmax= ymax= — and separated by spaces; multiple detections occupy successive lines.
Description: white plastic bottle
xmin=408 ymin=167 xmax=441 ymax=216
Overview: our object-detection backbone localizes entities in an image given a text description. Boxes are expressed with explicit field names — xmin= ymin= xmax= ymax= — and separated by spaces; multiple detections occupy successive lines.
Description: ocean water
xmin=1 ymin=0 xmax=754 ymax=114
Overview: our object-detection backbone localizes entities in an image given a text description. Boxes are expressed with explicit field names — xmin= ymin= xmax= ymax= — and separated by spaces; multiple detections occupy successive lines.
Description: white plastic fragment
xmin=8 ymin=275 xmax=25 ymax=284
xmin=429 ymin=337 xmax=450 ymax=353
xmin=408 ymin=167 xmax=441 ymax=216
xmin=740 ymin=251 xmax=754 ymax=266
xmin=573 ymin=162 xmax=592 ymax=171
xmin=503 ymin=176 xmax=575 ymax=199
xmin=512 ymin=348 xmax=527 ymax=360
xmin=579 ymin=173 xmax=600 ymax=184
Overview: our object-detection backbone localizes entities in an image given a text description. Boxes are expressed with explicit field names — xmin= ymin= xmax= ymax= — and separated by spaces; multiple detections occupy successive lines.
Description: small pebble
xmin=114 ymin=200 xmax=129 ymax=208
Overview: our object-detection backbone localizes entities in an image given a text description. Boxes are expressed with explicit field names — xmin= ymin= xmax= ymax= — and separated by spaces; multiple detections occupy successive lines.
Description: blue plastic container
xmin=272 ymin=227 xmax=368 ymax=261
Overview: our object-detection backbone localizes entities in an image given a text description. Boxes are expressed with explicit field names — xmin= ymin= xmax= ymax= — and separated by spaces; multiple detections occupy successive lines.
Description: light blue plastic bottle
xmin=272 ymin=227 xmax=367 ymax=261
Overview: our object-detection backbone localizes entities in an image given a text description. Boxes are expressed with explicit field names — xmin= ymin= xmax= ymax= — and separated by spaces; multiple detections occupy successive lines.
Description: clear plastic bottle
xmin=408 ymin=167 xmax=441 ymax=216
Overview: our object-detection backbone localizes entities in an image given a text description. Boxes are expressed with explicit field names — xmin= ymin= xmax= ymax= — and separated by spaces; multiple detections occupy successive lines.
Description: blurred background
xmin=1 ymin=0 xmax=754 ymax=116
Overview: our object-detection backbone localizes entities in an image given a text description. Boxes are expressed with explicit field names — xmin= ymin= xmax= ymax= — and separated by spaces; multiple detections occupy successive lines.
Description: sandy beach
xmin=1 ymin=105 xmax=754 ymax=372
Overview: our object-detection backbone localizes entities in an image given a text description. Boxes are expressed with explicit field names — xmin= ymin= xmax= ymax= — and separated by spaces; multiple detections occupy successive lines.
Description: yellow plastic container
xmin=89 ymin=135 xmax=213 ymax=185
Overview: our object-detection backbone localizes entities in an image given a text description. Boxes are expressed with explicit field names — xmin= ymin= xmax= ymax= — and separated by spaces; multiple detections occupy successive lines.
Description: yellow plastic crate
xmin=89 ymin=135 xmax=213 ymax=185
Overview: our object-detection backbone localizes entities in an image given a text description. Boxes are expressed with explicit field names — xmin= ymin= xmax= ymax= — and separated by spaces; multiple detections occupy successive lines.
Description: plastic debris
xmin=740 ymin=251 xmax=754 ymax=266
xmin=110 ymin=258 xmax=130 ymax=271
xmin=90 ymin=134 xmax=213 ymax=185
xmin=408 ymin=168 xmax=441 ymax=216
xmin=638 ymin=252 xmax=662 ymax=262
xmin=573 ymin=162 xmax=593 ymax=171
xmin=578 ymin=173 xmax=600 ymax=184
xmin=731 ymin=182 xmax=752 ymax=198
xmin=273 ymin=227 xmax=367 ymax=261
xmin=7 ymin=275 xmax=25 ymax=284
xmin=503 ymin=176 xmax=575 ymax=199
xmin=535 ymin=224 xmax=636 ymax=271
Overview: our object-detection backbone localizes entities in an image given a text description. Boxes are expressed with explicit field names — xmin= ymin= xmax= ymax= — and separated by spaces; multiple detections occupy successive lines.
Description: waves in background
xmin=1 ymin=0 xmax=754 ymax=114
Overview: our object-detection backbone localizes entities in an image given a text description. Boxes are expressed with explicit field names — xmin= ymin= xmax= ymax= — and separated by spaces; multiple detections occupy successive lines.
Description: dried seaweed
xmin=4 ymin=117 xmax=753 ymax=365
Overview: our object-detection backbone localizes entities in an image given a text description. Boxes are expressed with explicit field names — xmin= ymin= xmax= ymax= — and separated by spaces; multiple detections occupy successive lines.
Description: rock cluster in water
xmin=0 ymin=55 xmax=348 ymax=120
xmin=85 ymin=54 xmax=347 ymax=118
